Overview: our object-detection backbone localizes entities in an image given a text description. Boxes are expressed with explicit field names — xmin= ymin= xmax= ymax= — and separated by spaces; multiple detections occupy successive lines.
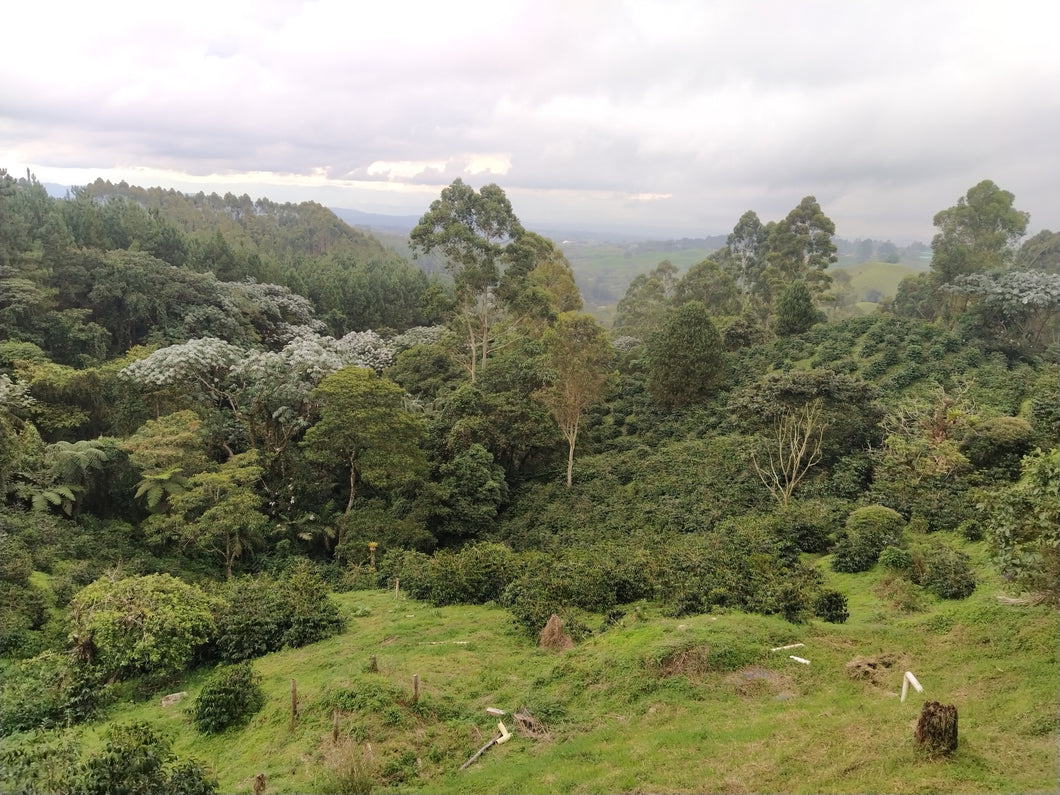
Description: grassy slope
xmin=81 ymin=546 xmax=1058 ymax=795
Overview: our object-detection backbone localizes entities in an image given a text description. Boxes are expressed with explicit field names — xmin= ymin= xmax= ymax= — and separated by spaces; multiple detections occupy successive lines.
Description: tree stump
xmin=915 ymin=701 xmax=958 ymax=755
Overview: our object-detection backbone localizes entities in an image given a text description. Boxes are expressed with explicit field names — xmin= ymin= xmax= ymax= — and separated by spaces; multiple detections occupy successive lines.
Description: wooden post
xmin=915 ymin=701 xmax=958 ymax=755
xmin=412 ymin=674 xmax=419 ymax=704
xmin=369 ymin=654 xmax=378 ymax=673
xmin=395 ymin=577 xmax=400 ymax=596
xmin=290 ymin=679 xmax=298 ymax=731
xmin=332 ymin=709 xmax=340 ymax=744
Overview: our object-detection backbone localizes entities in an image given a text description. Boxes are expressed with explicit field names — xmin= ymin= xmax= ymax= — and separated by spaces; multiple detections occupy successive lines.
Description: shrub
xmin=192 ymin=663 xmax=265 ymax=734
xmin=78 ymin=721 xmax=217 ymax=795
xmin=961 ymin=416 xmax=1034 ymax=475
xmin=832 ymin=505 xmax=906 ymax=573
xmin=879 ymin=545 xmax=913 ymax=571
xmin=69 ymin=573 xmax=216 ymax=682
xmin=214 ymin=564 xmax=344 ymax=662
xmin=813 ymin=589 xmax=849 ymax=623
xmin=911 ymin=543 xmax=977 ymax=600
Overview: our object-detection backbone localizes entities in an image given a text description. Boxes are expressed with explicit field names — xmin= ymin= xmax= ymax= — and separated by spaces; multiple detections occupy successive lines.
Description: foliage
xmin=909 ymin=542 xmax=977 ymax=600
xmin=69 ymin=573 xmax=215 ymax=681
xmin=537 ymin=312 xmax=614 ymax=486
xmin=931 ymin=179 xmax=1029 ymax=283
xmin=645 ymin=300 xmax=725 ymax=407
xmin=213 ymin=563 xmax=344 ymax=662
xmin=813 ymin=589 xmax=849 ymax=623
xmin=980 ymin=447 xmax=1059 ymax=599
xmin=79 ymin=721 xmax=217 ymax=795
xmin=831 ymin=505 xmax=906 ymax=573
xmin=192 ymin=663 xmax=266 ymax=734
xmin=773 ymin=279 xmax=820 ymax=335
xmin=0 ymin=651 xmax=112 ymax=734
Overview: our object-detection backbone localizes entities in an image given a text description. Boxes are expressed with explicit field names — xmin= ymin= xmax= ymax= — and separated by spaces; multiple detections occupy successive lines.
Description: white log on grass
xmin=771 ymin=643 xmax=805 ymax=651
xmin=789 ymin=655 xmax=811 ymax=664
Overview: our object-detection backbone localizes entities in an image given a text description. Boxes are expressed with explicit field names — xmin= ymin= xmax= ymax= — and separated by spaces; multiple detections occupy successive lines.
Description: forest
xmin=1 ymin=168 xmax=1057 ymax=794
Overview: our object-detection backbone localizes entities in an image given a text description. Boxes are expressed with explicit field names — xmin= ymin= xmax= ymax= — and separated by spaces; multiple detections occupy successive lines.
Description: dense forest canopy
xmin=1 ymin=169 xmax=1057 ymax=786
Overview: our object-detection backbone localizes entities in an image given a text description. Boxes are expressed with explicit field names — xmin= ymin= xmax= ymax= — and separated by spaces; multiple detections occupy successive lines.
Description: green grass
xmin=830 ymin=261 xmax=919 ymax=304
xmin=43 ymin=554 xmax=1059 ymax=794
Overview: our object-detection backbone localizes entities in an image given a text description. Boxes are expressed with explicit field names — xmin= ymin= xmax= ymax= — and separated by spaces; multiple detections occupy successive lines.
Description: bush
xmin=214 ymin=564 xmax=344 ymax=663
xmin=813 ymin=589 xmax=849 ymax=623
xmin=879 ymin=545 xmax=913 ymax=571
xmin=0 ymin=652 xmax=110 ymax=734
xmin=192 ymin=663 xmax=265 ymax=734
xmin=79 ymin=721 xmax=217 ymax=794
xmin=911 ymin=543 xmax=977 ymax=600
xmin=69 ymin=573 xmax=216 ymax=682
xmin=832 ymin=505 xmax=906 ymax=573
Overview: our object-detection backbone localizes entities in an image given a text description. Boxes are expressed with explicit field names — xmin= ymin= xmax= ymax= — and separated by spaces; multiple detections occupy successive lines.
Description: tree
xmin=946 ymin=270 xmax=1060 ymax=350
xmin=537 ymin=313 xmax=614 ymax=487
xmin=931 ymin=180 xmax=1029 ymax=282
xmin=751 ymin=399 xmax=828 ymax=506
xmin=301 ymin=367 xmax=427 ymax=551
xmin=646 ymin=300 xmax=725 ymax=408
xmin=144 ymin=452 xmax=269 ymax=578
xmin=409 ymin=179 xmax=525 ymax=380
xmin=774 ymin=279 xmax=820 ymax=335
xmin=612 ymin=260 xmax=680 ymax=340
xmin=673 ymin=259 xmax=743 ymax=317
xmin=765 ymin=196 xmax=836 ymax=297
xmin=1014 ymin=229 xmax=1060 ymax=273
xmin=723 ymin=210 xmax=770 ymax=296
xmin=122 ymin=410 xmax=211 ymax=513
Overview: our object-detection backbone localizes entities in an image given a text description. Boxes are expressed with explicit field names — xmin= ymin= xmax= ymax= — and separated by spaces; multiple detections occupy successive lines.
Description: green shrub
xmin=78 ymin=721 xmax=217 ymax=795
xmin=832 ymin=505 xmax=906 ymax=573
xmin=911 ymin=543 xmax=977 ymax=600
xmin=214 ymin=564 xmax=344 ymax=662
xmin=878 ymin=545 xmax=913 ymax=571
xmin=961 ymin=415 xmax=1034 ymax=476
xmin=0 ymin=652 xmax=107 ymax=734
xmin=69 ymin=573 xmax=215 ymax=682
xmin=813 ymin=589 xmax=849 ymax=623
xmin=192 ymin=663 xmax=265 ymax=734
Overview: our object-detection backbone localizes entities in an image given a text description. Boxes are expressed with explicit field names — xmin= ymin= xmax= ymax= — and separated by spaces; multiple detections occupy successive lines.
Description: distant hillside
xmin=830 ymin=261 xmax=918 ymax=304
xmin=75 ymin=179 xmax=394 ymax=262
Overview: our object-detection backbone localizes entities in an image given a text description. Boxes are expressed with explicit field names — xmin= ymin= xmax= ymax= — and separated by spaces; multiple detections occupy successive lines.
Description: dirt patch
xmin=845 ymin=653 xmax=908 ymax=688
xmin=724 ymin=666 xmax=794 ymax=699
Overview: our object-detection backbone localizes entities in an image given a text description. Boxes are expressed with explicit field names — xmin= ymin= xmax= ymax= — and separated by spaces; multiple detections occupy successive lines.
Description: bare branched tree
xmin=751 ymin=399 xmax=827 ymax=506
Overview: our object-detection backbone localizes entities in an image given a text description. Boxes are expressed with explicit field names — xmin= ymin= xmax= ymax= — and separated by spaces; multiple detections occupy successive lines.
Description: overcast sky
xmin=4 ymin=0 xmax=1058 ymax=242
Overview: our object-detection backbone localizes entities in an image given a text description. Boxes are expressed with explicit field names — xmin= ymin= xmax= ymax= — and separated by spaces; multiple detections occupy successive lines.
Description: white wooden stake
xmin=789 ymin=655 xmax=810 ymax=664
xmin=771 ymin=643 xmax=805 ymax=652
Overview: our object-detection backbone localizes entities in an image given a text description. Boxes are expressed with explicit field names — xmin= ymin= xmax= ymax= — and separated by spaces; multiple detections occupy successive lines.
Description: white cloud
xmin=3 ymin=0 xmax=1059 ymax=241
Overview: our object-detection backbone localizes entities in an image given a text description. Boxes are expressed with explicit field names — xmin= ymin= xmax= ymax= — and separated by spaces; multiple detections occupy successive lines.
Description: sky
xmin=3 ymin=0 xmax=1058 ymax=243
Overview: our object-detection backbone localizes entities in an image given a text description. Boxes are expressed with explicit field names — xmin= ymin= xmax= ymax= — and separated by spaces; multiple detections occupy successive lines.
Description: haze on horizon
xmin=3 ymin=0 xmax=1058 ymax=244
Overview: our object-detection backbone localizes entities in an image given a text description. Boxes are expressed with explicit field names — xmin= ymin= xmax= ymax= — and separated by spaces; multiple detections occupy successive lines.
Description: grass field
xmin=69 ymin=542 xmax=1059 ymax=794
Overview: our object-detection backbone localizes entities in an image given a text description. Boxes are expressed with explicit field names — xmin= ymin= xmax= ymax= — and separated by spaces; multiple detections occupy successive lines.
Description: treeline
xmin=1 ymin=171 xmax=1058 ymax=747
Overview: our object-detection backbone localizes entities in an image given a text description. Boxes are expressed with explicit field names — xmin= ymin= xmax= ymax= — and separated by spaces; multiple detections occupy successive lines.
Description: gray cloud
xmin=3 ymin=0 xmax=1058 ymax=242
